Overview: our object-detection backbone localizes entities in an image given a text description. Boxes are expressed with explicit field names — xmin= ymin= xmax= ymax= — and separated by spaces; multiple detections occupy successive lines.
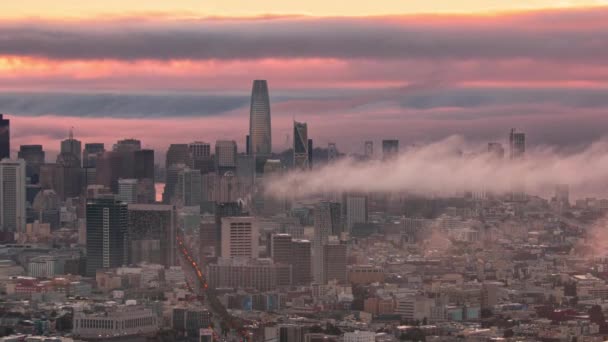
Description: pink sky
xmin=1 ymin=7 xmax=608 ymax=158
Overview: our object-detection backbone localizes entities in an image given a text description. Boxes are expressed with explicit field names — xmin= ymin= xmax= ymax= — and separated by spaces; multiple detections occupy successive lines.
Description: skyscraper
xmin=327 ymin=143 xmax=338 ymax=162
xmin=345 ymin=194 xmax=368 ymax=234
xmin=215 ymin=140 xmax=237 ymax=175
xmin=220 ymin=216 xmax=259 ymax=259
xmin=364 ymin=141 xmax=374 ymax=159
xmin=293 ymin=121 xmax=309 ymax=170
xmin=85 ymin=196 xmax=128 ymax=276
xmin=291 ymin=239 xmax=312 ymax=285
xmin=0 ymin=115 xmax=9 ymax=161
xmin=215 ymin=202 xmax=244 ymax=256
xmin=487 ymin=142 xmax=505 ymax=159
xmin=249 ymin=80 xmax=272 ymax=156
xmin=382 ymin=140 xmax=399 ymax=160
xmin=509 ymin=129 xmax=526 ymax=159
xmin=60 ymin=129 xmax=82 ymax=167
xmin=175 ymin=167 xmax=202 ymax=207
xmin=128 ymin=204 xmax=177 ymax=267
xmin=18 ymin=145 xmax=45 ymax=184
xmin=166 ymin=144 xmax=192 ymax=169
xmin=134 ymin=149 xmax=155 ymax=180
xmin=189 ymin=141 xmax=211 ymax=159
xmin=323 ymin=240 xmax=347 ymax=284
xmin=83 ymin=143 xmax=105 ymax=168
xmin=118 ymin=179 xmax=138 ymax=204
xmin=0 ymin=159 xmax=26 ymax=239
xmin=308 ymin=139 xmax=313 ymax=169
xmin=313 ymin=202 xmax=334 ymax=283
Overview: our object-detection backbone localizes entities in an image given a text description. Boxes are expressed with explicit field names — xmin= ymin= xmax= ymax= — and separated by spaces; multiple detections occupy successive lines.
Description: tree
xmin=400 ymin=328 xmax=426 ymax=341
xmin=503 ymin=329 xmax=514 ymax=338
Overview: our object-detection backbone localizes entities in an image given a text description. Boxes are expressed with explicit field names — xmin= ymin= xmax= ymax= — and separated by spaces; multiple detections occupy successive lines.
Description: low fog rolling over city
xmin=4 ymin=1 xmax=608 ymax=342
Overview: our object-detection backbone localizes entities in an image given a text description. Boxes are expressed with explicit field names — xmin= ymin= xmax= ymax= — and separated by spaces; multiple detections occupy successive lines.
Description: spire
xmin=69 ymin=127 xmax=74 ymax=140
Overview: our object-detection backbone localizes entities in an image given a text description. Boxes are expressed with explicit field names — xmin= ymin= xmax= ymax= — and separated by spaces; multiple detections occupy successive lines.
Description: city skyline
xmin=1 ymin=3 xmax=608 ymax=153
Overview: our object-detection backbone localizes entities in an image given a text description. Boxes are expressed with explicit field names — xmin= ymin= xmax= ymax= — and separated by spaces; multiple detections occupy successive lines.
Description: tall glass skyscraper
xmin=249 ymin=80 xmax=272 ymax=156
xmin=0 ymin=114 xmax=9 ymax=161
xmin=293 ymin=121 xmax=309 ymax=170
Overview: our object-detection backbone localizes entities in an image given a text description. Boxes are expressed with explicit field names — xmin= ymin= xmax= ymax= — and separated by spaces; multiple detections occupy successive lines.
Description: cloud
xmin=265 ymin=136 xmax=608 ymax=200
xmin=2 ymin=8 xmax=608 ymax=62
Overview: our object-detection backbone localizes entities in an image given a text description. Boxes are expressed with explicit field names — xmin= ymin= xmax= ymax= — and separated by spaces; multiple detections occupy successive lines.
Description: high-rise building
xmin=0 ymin=114 xmax=10 ymax=161
xmin=18 ymin=145 xmax=45 ymax=184
xmin=60 ymin=129 xmax=82 ymax=167
xmin=487 ymin=142 xmax=505 ymax=159
xmin=221 ymin=217 xmax=259 ymax=259
xmin=346 ymin=194 xmax=368 ymax=234
xmin=0 ymin=159 xmax=26 ymax=239
xmin=166 ymin=144 xmax=192 ymax=170
xmin=313 ymin=202 xmax=334 ymax=283
xmin=382 ymin=140 xmax=399 ymax=160
xmin=555 ymin=184 xmax=570 ymax=205
xmin=85 ymin=196 xmax=128 ymax=276
xmin=55 ymin=152 xmax=82 ymax=200
xmin=96 ymin=151 xmax=122 ymax=193
xmin=291 ymin=239 xmax=312 ymax=285
xmin=293 ymin=121 xmax=309 ymax=170
xmin=215 ymin=202 xmax=244 ymax=256
xmin=327 ymin=143 xmax=338 ymax=162
xmin=83 ymin=143 xmax=105 ymax=168
xmin=509 ymin=129 xmax=525 ymax=159
xmin=134 ymin=149 xmax=155 ymax=180
xmin=323 ymin=240 xmax=347 ymax=284
xmin=270 ymin=233 xmax=292 ymax=264
xmin=175 ymin=168 xmax=202 ymax=207
xmin=308 ymin=139 xmax=313 ymax=170
xmin=249 ymin=80 xmax=272 ymax=156
xmin=128 ymin=204 xmax=177 ymax=267
xmin=189 ymin=142 xmax=211 ymax=159
xmin=114 ymin=138 xmax=141 ymax=152
xmin=163 ymin=163 xmax=186 ymax=204
xmin=364 ymin=141 xmax=373 ymax=159
xmin=118 ymin=179 xmax=138 ymax=204
xmin=215 ymin=140 xmax=237 ymax=175
xmin=270 ymin=233 xmax=293 ymax=286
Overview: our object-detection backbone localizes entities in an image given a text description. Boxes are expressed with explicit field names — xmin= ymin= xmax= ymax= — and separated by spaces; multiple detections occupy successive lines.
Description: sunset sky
xmin=2 ymin=1 xmax=608 ymax=158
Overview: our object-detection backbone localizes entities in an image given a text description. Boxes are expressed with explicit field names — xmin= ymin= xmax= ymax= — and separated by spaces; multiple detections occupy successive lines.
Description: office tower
xmin=85 ymin=196 xmax=128 ymax=276
xmin=382 ymin=139 xmax=399 ymax=160
xmin=215 ymin=140 xmax=237 ymax=175
xmin=221 ymin=216 xmax=259 ymax=259
xmin=327 ymin=143 xmax=338 ymax=162
xmin=0 ymin=159 xmax=26 ymax=239
xmin=18 ymin=145 xmax=45 ymax=184
xmin=245 ymin=135 xmax=250 ymax=155
xmin=312 ymin=202 xmax=333 ymax=283
xmin=215 ymin=202 xmax=244 ymax=256
xmin=83 ymin=143 xmax=105 ymax=168
xmin=189 ymin=141 xmax=211 ymax=159
xmin=114 ymin=138 xmax=141 ymax=152
xmin=96 ymin=151 xmax=122 ymax=193
xmin=162 ymin=163 xmax=186 ymax=204
xmin=487 ymin=142 xmax=505 ymax=159
xmin=249 ymin=80 xmax=272 ymax=156
xmin=270 ymin=233 xmax=292 ymax=263
xmin=199 ymin=214 xmax=216 ymax=259
xmin=260 ymin=159 xmax=285 ymax=215
xmin=134 ymin=149 xmax=155 ymax=180
xmin=509 ymin=129 xmax=525 ymax=159
xmin=291 ymin=239 xmax=312 ymax=285
xmin=175 ymin=167 xmax=202 ymax=207
xmin=236 ymin=154 xmax=255 ymax=190
xmin=346 ymin=194 xmax=368 ymax=233
xmin=364 ymin=141 xmax=373 ymax=158
xmin=55 ymin=152 xmax=82 ymax=199
xmin=308 ymin=139 xmax=313 ymax=169
xmin=293 ymin=121 xmax=309 ymax=170
xmin=128 ymin=204 xmax=177 ymax=267
xmin=60 ymin=129 xmax=82 ymax=167
xmin=270 ymin=233 xmax=293 ymax=286
xmin=118 ymin=179 xmax=138 ymax=204
xmin=189 ymin=141 xmax=214 ymax=174
xmin=323 ymin=240 xmax=347 ymax=283
xmin=0 ymin=114 xmax=9 ymax=161
xmin=279 ymin=325 xmax=305 ymax=342
xmin=166 ymin=144 xmax=192 ymax=170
